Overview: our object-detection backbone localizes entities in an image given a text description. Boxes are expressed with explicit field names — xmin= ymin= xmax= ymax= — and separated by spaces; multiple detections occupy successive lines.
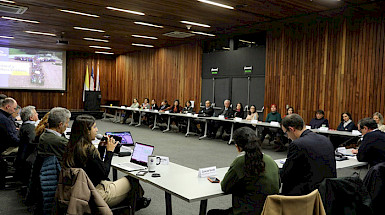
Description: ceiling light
xmin=198 ymin=0 xmax=234 ymax=9
xmin=132 ymin=43 xmax=154 ymax=48
xmin=59 ymin=9 xmax=99 ymax=18
xmin=0 ymin=35 xmax=14 ymax=39
xmin=191 ymin=31 xmax=215 ymax=37
xmin=131 ymin=34 xmax=158 ymax=40
xmin=74 ymin=26 xmax=105 ymax=33
xmin=89 ymin=45 xmax=111 ymax=49
xmin=1 ymin=16 xmax=39 ymax=24
xmin=134 ymin=21 xmax=163 ymax=28
xmin=0 ymin=0 xmax=15 ymax=3
xmin=95 ymin=51 xmax=114 ymax=55
xmin=83 ymin=37 xmax=109 ymax=42
xmin=25 ymin=31 xmax=56 ymax=36
xmin=106 ymin=6 xmax=145 ymax=16
xmin=181 ymin=21 xmax=210 ymax=28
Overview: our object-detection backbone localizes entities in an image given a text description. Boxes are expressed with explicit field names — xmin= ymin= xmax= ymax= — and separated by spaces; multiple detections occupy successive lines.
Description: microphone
xmin=96 ymin=134 xmax=104 ymax=140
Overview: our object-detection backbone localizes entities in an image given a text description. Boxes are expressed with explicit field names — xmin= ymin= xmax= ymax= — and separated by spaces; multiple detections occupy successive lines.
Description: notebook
xmin=115 ymin=142 xmax=155 ymax=172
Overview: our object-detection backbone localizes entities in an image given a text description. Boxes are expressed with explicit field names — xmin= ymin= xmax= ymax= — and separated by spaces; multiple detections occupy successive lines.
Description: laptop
xmin=105 ymin=131 xmax=134 ymax=146
xmin=115 ymin=142 xmax=155 ymax=172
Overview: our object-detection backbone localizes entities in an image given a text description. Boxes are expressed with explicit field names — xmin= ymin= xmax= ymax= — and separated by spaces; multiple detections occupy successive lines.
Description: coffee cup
xmin=148 ymin=155 xmax=161 ymax=172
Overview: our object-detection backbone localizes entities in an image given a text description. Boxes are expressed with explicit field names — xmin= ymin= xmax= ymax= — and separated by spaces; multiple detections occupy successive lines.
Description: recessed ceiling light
xmin=1 ymin=16 xmax=39 ymax=24
xmin=131 ymin=35 xmax=158 ymax=40
xmin=25 ymin=31 xmax=56 ymax=37
xmin=83 ymin=37 xmax=109 ymax=42
xmin=95 ymin=51 xmax=114 ymax=55
xmin=132 ymin=43 xmax=154 ymax=48
xmin=106 ymin=6 xmax=145 ymax=16
xmin=0 ymin=35 xmax=14 ymax=39
xmin=134 ymin=21 xmax=163 ymax=28
xmin=0 ymin=0 xmax=15 ymax=3
xmin=191 ymin=31 xmax=215 ymax=37
xmin=181 ymin=21 xmax=210 ymax=28
xmin=74 ymin=26 xmax=105 ymax=33
xmin=198 ymin=0 xmax=234 ymax=9
xmin=59 ymin=9 xmax=99 ymax=18
xmin=89 ymin=45 xmax=111 ymax=49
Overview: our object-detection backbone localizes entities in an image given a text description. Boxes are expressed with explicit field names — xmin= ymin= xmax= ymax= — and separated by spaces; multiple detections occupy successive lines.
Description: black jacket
xmin=281 ymin=129 xmax=337 ymax=195
xmin=309 ymin=117 xmax=329 ymax=129
xmin=199 ymin=106 xmax=214 ymax=117
xmin=182 ymin=106 xmax=193 ymax=113
xmin=357 ymin=130 xmax=385 ymax=167
xmin=84 ymin=146 xmax=114 ymax=187
xmin=219 ymin=107 xmax=234 ymax=118
xmin=364 ymin=162 xmax=385 ymax=215
xmin=150 ymin=104 xmax=158 ymax=110
xmin=0 ymin=109 xmax=19 ymax=153
xmin=337 ymin=121 xmax=357 ymax=132
xmin=159 ymin=104 xmax=170 ymax=111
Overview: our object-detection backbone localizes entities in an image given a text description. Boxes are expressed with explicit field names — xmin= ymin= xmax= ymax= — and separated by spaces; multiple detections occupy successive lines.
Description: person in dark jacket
xmin=182 ymin=101 xmax=193 ymax=113
xmin=63 ymin=115 xmax=151 ymax=209
xmin=148 ymin=99 xmax=159 ymax=128
xmin=352 ymin=118 xmax=385 ymax=167
xmin=337 ymin=112 xmax=356 ymax=131
xmin=262 ymin=104 xmax=285 ymax=151
xmin=309 ymin=109 xmax=329 ymax=129
xmin=207 ymin=127 xmax=280 ymax=215
xmin=213 ymin=100 xmax=234 ymax=139
xmin=196 ymin=100 xmax=214 ymax=137
xmin=281 ymin=114 xmax=337 ymax=196
xmin=233 ymin=103 xmax=244 ymax=119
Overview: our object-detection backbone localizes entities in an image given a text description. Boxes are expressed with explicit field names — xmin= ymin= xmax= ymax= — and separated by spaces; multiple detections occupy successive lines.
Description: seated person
xmin=195 ymin=100 xmax=214 ymax=136
xmin=123 ymin=98 xmax=140 ymax=124
xmin=337 ymin=112 xmax=356 ymax=132
xmin=15 ymin=106 xmax=39 ymax=185
xmin=283 ymin=106 xmax=294 ymax=118
xmin=164 ymin=100 xmax=183 ymax=130
xmin=261 ymin=104 xmax=284 ymax=151
xmin=62 ymin=115 xmax=151 ymax=209
xmin=309 ymin=110 xmax=329 ymax=129
xmin=207 ymin=127 xmax=280 ymax=215
xmin=233 ymin=103 xmax=245 ymax=119
xmin=213 ymin=100 xmax=234 ymax=139
xmin=352 ymin=118 xmax=385 ymax=167
xmin=180 ymin=101 xmax=195 ymax=133
xmin=157 ymin=100 xmax=170 ymax=125
xmin=140 ymin=98 xmax=151 ymax=125
xmin=182 ymin=101 xmax=193 ymax=113
xmin=11 ymin=105 xmax=21 ymax=128
xmin=246 ymin=105 xmax=259 ymax=121
xmin=37 ymin=107 xmax=71 ymax=162
xmin=148 ymin=99 xmax=159 ymax=128
xmin=373 ymin=112 xmax=385 ymax=132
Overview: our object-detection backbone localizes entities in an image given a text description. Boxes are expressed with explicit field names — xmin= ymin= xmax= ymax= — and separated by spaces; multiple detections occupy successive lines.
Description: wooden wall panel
xmin=116 ymin=42 xmax=202 ymax=110
xmin=265 ymin=16 xmax=385 ymax=128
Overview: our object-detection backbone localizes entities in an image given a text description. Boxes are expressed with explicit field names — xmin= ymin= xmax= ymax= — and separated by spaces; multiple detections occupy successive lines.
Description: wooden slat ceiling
xmin=0 ymin=0 xmax=382 ymax=55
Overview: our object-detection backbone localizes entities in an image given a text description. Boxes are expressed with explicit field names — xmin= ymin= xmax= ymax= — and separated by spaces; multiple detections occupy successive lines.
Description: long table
xmin=274 ymin=155 xmax=367 ymax=169
xmin=111 ymin=156 xmax=229 ymax=215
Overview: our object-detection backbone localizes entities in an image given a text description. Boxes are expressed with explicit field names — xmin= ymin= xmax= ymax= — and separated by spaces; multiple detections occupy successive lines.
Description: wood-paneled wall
xmin=115 ymin=42 xmax=202 ymax=109
xmin=265 ymin=15 xmax=385 ymax=128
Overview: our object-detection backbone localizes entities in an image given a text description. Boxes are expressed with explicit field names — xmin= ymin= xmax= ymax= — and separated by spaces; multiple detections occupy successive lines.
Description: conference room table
xmin=274 ymin=155 xmax=367 ymax=169
xmin=111 ymin=156 xmax=229 ymax=215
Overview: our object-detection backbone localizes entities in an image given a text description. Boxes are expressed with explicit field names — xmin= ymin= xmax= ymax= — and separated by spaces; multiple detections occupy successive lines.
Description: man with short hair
xmin=214 ymin=100 xmax=234 ymax=139
xmin=197 ymin=100 xmax=214 ymax=136
xmin=280 ymin=114 xmax=336 ymax=195
xmin=352 ymin=118 xmax=385 ymax=167
xmin=0 ymin=97 xmax=20 ymax=189
xmin=37 ymin=107 xmax=71 ymax=161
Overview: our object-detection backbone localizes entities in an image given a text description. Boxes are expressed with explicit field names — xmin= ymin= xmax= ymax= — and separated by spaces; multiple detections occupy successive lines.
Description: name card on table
xmin=198 ymin=166 xmax=217 ymax=178
xmin=319 ymin=127 xmax=329 ymax=131
xmin=194 ymin=114 xmax=199 ymax=117
xmin=187 ymin=113 xmax=193 ymax=116
xmin=270 ymin=121 xmax=280 ymax=126
xmin=218 ymin=115 xmax=225 ymax=119
xmin=165 ymin=111 xmax=170 ymax=114
xmin=306 ymin=125 xmax=311 ymax=130
xmin=234 ymin=117 xmax=242 ymax=122
xmin=120 ymin=106 xmax=125 ymax=108
xmin=251 ymin=120 xmax=259 ymax=124
xmin=154 ymin=110 xmax=159 ymax=112
xmin=158 ymin=156 xmax=169 ymax=165
xmin=352 ymin=130 xmax=361 ymax=135
xmin=135 ymin=108 xmax=140 ymax=110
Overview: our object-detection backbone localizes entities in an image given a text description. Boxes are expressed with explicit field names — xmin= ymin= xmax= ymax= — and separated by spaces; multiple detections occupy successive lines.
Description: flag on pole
xmin=83 ymin=65 xmax=90 ymax=101
xmin=90 ymin=65 xmax=95 ymax=91
xmin=96 ymin=62 xmax=100 ymax=91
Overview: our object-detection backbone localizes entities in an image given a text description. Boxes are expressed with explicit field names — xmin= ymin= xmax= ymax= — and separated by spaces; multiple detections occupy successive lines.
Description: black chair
xmin=364 ymin=162 xmax=385 ymax=215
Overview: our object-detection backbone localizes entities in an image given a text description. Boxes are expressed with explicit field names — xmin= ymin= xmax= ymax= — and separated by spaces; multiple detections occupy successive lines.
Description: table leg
xmin=113 ymin=110 xmax=118 ymax=123
xmin=199 ymin=120 xmax=208 ymax=140
xmin=165 ymin=192 xmax=172 ymax=215
xmin=103 ymin=109 xmax=107 ymax=120
xmin=163 ymin=115 xmax=171 ymax=133
xmin=185 ymin=118 xmax=191 ymax=137
xmin=113 ymin=168 xmax=117 ymax=181
xmin=152 ymin=114 xmax=159 ymax=130
xmin=199 ymin=200 xmax=208 ymax=215
xmin=135 ymin=112 xmax=142 ymax=127
xmin=228 ymin=123 xmax=234 ymax=145
xmin=129 ymin=111 xmax=136 ymax=126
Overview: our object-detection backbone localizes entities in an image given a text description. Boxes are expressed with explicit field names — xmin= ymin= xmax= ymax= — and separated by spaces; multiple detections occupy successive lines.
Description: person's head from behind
xmin=315 ymin=110 xmax=325 ymax=119
xmin=281 ymin=114 xmax=305 ymax=140
xmin=358 ymin=118 xmax=377 ymax=136
xmin=249 ymin=105 xmax=256 ymax=114
xmin=271 ymin=104 xmax=277 ymax=113
xmin=1 ymin=97 xmax=18 ymax=114
xmin=373 ymin=112 xmax=384 ymax=125
xmin=48 ymin=107 xmax=71 ymax=134
xmin=341 ymin=112 xmax=352 ymax=122
xmin=233 ymin=127 xmax=264 ymax=176
xmin=12 ymin=105 xmax=21 ymax=119
xmin=205 ymin=100 xmax=211 ymax=108
xmin=185 ymin=101 xmax=191 ymax=107
xmin=21 ymin=106 xmax=39 ymax=122
xmin=174 ymin=99 xmax=180 ymax=107
xmin=236 ymin=103 xmax=243 ymax=111
xmin=287 ymin=107 xmax=294 ymax=115
xmin=36 ymin=112 xmax=49 ymax=137
xmin=224 ymin=100 xmax=230 ymax=108
xmin=64 ymin=115 xmax=98 ymax=168
xmin=144 ymin=98 xmax=149 ymax=104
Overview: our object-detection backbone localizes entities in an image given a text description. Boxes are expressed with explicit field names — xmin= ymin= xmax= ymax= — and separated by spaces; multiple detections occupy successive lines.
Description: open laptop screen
xmin=105 ymin=131 xmax=134 ymax=146
xmin=130 ymin=142 xmax=155 ymax=166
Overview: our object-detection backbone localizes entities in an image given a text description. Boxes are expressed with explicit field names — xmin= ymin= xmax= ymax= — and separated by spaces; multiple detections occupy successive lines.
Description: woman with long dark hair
xmin=208 ymin=127 xmax=280 ymax=215
xmin=63 ymin=115 xmax=150 ymax=208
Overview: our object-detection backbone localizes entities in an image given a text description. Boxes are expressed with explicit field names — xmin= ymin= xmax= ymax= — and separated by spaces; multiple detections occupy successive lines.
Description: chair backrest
xmin=261 ymin=189 xmax=326 ymax=215
xmin=364 ymin=162 xmax=385 ymax=215
xmin=40 ymin=155 xmax=61 ymax=215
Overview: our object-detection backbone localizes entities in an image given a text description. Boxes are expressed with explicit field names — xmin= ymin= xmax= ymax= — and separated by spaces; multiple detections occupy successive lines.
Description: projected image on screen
xmin=0 ymin=46 xmax=66 ymax=90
